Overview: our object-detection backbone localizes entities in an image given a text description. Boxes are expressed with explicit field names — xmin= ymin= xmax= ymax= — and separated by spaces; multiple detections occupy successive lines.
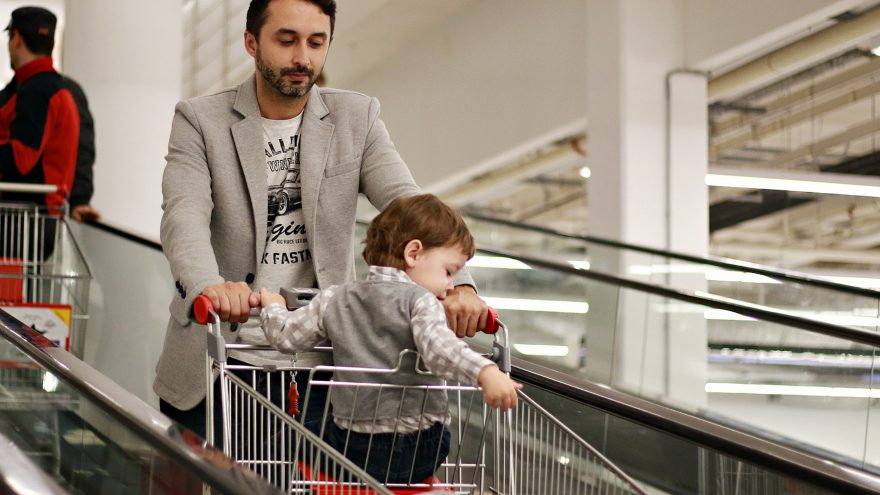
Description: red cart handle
xmin=193 ymin=295 xmax=215 ymax=325
xmin=484 ymin=307 xmax=501 ymax=334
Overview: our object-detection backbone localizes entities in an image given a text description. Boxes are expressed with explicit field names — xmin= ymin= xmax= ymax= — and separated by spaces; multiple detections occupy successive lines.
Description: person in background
xmin=260 ymin=194 xmax=520 ymax=483
xmin=156 ymin=0 xmax=490 ymax=439
xmin=0 ymin=6 xmax=79 ymax=211
xmin=0 ymin=6 xmax=79 ymax=261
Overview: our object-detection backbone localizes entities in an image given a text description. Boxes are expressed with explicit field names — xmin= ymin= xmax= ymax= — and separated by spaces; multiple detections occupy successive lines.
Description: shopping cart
xmin=0 ymin=183 xmax=91 ymax=357
xmin=195 ymin=293 xmax=647 ymax=495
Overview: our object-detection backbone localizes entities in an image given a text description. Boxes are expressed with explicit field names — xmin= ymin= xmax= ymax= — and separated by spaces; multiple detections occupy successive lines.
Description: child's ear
xmin=403 ymin=239 xmax=423 ymax=268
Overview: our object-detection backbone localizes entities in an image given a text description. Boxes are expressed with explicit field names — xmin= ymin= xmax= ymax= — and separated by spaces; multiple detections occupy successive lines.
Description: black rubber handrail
xmin=504 ymin=354 xmax=880 ymax=495
xmin=0 ymin=310 xmax=281 ymax=495
xmin=465 ymin=210 xmax=880 ymax=299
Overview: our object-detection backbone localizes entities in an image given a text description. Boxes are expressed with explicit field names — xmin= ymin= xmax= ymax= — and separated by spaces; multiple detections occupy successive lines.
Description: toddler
xmin=260 ymin=193 xmax=519 ymax=484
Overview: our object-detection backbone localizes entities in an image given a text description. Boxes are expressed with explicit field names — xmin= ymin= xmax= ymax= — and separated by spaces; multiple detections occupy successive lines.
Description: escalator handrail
xmin=465 ymin=211 xmax=880 ymax=299
xmin=0 ymin=310 xmax=282 ymax=495
xmin=478 ymin=245 xmax=880 ymax=349
xmin=506 ymin=353 xmax=880 ymax=495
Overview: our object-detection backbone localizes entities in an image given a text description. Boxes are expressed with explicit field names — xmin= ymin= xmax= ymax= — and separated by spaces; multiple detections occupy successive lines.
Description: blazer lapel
xmin=299 ymin=85 xmax=334 ymax=241
xmin=231 ymin=76 xmax=268 ymax=263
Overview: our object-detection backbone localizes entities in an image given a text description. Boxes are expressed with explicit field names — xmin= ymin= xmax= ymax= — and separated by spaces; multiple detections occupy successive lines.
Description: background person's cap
xmin=6 ymin=6 xmax=56 ymax=38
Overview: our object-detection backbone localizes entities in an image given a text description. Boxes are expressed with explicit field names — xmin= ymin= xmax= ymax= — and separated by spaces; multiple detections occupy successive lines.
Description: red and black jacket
xmin=0 ymin=57 xmax=79 ymax=208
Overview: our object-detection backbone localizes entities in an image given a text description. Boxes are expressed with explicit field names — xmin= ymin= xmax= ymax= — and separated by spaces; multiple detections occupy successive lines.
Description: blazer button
xmin=245 ymin=273 xmax=255 ymax=284
xmin=175 ymin=280 xmax=181 ymax=289
xmin=230 ymin=323 xmax=238 ymax=332
xmin=179 ymin=291 xmax=185 ymax=299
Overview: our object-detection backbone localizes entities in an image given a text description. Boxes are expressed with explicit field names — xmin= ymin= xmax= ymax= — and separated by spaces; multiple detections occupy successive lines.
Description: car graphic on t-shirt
xmin=268 ymin=177 xmax=302 ymax=216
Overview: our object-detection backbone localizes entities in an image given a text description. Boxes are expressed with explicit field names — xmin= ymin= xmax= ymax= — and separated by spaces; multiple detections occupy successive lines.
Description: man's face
xmin=246 ymin=0 xmax=331 ymax=99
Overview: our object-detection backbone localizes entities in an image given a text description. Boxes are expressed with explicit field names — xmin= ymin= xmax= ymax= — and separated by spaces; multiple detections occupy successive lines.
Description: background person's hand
xmin=71 ymin=204 xmax=102 ymax=222
xmin=201 ymin=281 xmax=259 ymax=324
xmin=442 ymin=285 xmax=487 ymax=337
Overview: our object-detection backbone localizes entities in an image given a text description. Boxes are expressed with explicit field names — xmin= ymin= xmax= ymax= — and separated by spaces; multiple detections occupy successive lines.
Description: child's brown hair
xmin=363 ymin=194 xmax=475 ymax=270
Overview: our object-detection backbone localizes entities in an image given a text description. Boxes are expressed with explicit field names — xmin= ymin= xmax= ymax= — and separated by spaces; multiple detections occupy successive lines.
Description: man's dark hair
xmin=16 ymin=29 xmax=53 ymax=56
xmin=247 ymin=0 xmax=336 ymax=40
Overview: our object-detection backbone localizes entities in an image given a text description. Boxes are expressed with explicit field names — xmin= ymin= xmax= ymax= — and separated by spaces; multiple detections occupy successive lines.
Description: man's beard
xmin=256 ymin=49 xmax=315 ymax=98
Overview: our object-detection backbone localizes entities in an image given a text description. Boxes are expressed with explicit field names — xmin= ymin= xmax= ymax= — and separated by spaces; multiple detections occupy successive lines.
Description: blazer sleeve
xmin=357 ymin=97 xmax=475 ymax=288
xmin=160 ymin=99 xmax=225 ymax=324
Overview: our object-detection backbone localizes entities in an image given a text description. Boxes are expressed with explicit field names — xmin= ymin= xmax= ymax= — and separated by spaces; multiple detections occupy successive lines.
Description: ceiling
xmin=456 ymin=3 xmax=880 ymax=282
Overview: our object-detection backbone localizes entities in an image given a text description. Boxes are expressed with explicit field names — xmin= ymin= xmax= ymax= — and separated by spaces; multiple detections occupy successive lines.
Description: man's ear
xmin=244 ymin=31 xmax=257 ymax=58
xmin=403 ymin=239 xmax=423 ymax=268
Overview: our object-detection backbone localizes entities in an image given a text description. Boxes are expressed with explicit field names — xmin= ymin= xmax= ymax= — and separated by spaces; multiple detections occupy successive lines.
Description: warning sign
xmin=1 ymin=304 xmax=72 ymax=350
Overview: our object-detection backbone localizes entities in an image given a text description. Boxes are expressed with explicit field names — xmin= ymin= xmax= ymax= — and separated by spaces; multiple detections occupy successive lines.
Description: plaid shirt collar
xmin=367 ymin=265 xmax=415 ymax=285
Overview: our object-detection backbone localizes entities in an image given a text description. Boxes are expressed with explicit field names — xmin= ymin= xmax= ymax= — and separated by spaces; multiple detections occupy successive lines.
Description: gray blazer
xmin=154 ymin=77 xmax=459 ymax=409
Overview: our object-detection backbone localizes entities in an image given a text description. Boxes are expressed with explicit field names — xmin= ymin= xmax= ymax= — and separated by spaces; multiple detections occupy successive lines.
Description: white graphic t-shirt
xmin=233 ymin=113 xmax=321 ymax=366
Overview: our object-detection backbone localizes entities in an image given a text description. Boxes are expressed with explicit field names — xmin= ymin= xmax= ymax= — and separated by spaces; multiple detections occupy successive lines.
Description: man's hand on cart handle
xmin=199 ymin=282 xmax=260 ymax=324
xmin=444 ymin=285 xmax=494 ymax=338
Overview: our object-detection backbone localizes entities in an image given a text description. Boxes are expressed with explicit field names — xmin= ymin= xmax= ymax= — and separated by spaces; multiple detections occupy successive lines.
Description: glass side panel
xmin=0 ymin=337 xmax=222 ymax=495
xmin=465 ymin=215 xmax=880 ymax=335
xmin=518 ymin=382 xmax=838 ymax=495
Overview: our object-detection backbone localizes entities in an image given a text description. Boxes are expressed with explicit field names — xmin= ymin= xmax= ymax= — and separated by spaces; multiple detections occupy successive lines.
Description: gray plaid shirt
xmin=260 ymin=266 xmax=493 ymax=432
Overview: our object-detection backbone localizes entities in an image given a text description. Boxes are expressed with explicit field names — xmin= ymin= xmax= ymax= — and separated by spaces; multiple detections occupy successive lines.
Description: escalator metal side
xmin=0 ymin=309 xmax=282 ymax=495
xmin=0 ymin=429 xmax=68 ymax=495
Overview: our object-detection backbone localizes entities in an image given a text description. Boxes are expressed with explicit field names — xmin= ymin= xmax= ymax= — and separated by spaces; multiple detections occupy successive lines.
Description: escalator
xmin=4 ymin=219 xmax=875 ymax=493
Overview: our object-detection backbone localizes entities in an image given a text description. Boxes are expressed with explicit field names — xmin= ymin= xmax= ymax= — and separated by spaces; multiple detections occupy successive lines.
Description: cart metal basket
xmin=197 ymin=294 xmax=646 ymax=494
xmin=0 ymin=183 xmax=91 ymax=357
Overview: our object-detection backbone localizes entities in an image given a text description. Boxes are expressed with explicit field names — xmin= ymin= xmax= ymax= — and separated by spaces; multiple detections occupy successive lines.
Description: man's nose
xmin=291 ymin=46 xmax=309 ymax=66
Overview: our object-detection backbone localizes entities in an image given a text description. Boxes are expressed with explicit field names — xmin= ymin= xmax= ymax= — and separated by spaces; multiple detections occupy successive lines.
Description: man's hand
xmin=442 ymin=285 xmax=487 ymax=338
xmin=71 ymin=204 xmax=101 ymax=222
xmin=202 ymin=281 xmax=260 ymax=324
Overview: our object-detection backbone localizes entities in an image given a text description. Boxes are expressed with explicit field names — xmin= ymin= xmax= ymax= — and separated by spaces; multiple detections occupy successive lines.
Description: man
xmin=0 ymin=6 xmax=79 ymax=211
xmin=156 ymin=0 xmax=489 ymax=436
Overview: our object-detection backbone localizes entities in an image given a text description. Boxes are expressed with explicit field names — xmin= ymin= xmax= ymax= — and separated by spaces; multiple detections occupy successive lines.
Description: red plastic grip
xmin=484 ymin=307 xmax=500 ymax=334
xmin=193 ymin=295 xmax=214 ymax=325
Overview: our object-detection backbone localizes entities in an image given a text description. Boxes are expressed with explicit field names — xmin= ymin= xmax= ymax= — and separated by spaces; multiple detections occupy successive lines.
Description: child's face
xmin=405 ymin=243 xmax=468 ymax=299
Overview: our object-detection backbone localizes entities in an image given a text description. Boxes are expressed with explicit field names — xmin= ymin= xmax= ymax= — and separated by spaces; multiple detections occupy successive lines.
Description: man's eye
xmin=309 ymin=41 xmax=324 ymax=48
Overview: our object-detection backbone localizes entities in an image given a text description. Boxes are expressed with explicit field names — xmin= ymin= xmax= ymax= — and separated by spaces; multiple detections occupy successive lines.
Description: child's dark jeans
xmin=324 ymin=420 xmax=450 ymax=484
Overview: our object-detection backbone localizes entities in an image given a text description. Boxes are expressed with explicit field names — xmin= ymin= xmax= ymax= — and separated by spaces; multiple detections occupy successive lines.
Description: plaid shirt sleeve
xmin=411 ymin=292 xmax=495 ymax=386
xmin=260 ymin=288 xmax=334 ymax=354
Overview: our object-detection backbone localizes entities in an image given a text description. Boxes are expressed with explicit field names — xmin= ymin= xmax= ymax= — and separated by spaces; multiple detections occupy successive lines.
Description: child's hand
xmin=477 ymin=365 xmax=522 ymax=411
xmin=259 ymin=288 xmax=286 ymax=308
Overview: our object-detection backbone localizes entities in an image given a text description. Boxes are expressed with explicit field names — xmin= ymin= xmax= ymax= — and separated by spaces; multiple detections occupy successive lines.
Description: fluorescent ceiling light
xmin=42 ymin=372 xmax=59 ymax=393
xmin=514 ymin=344 xmax=570 ymax=357
xmin=706 ymin=167 xmax=880 ymax=198
xmin=482 ymin=296 xmax=589 ymax=314
xmin=703 ymin=270 xmax=781 ymax=284
xmin=819 ymin=275 xmax=880 ymax=289
xmin=467 ymin=256 xmax=531 ymax=270
xmin=630 ymin=264 xmax=780 ymax=284
xmin=706 ymin=382 xmax=880 ymax=399
xmin=704 ymin=308 xmax=880 ymax=327
xmin=466 ymin=256 xmax=591 ymax=271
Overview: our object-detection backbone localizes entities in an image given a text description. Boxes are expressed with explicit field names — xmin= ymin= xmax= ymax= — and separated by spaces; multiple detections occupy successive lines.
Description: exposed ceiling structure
xmin=456 ymin=2 xmax=880 ymax=282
